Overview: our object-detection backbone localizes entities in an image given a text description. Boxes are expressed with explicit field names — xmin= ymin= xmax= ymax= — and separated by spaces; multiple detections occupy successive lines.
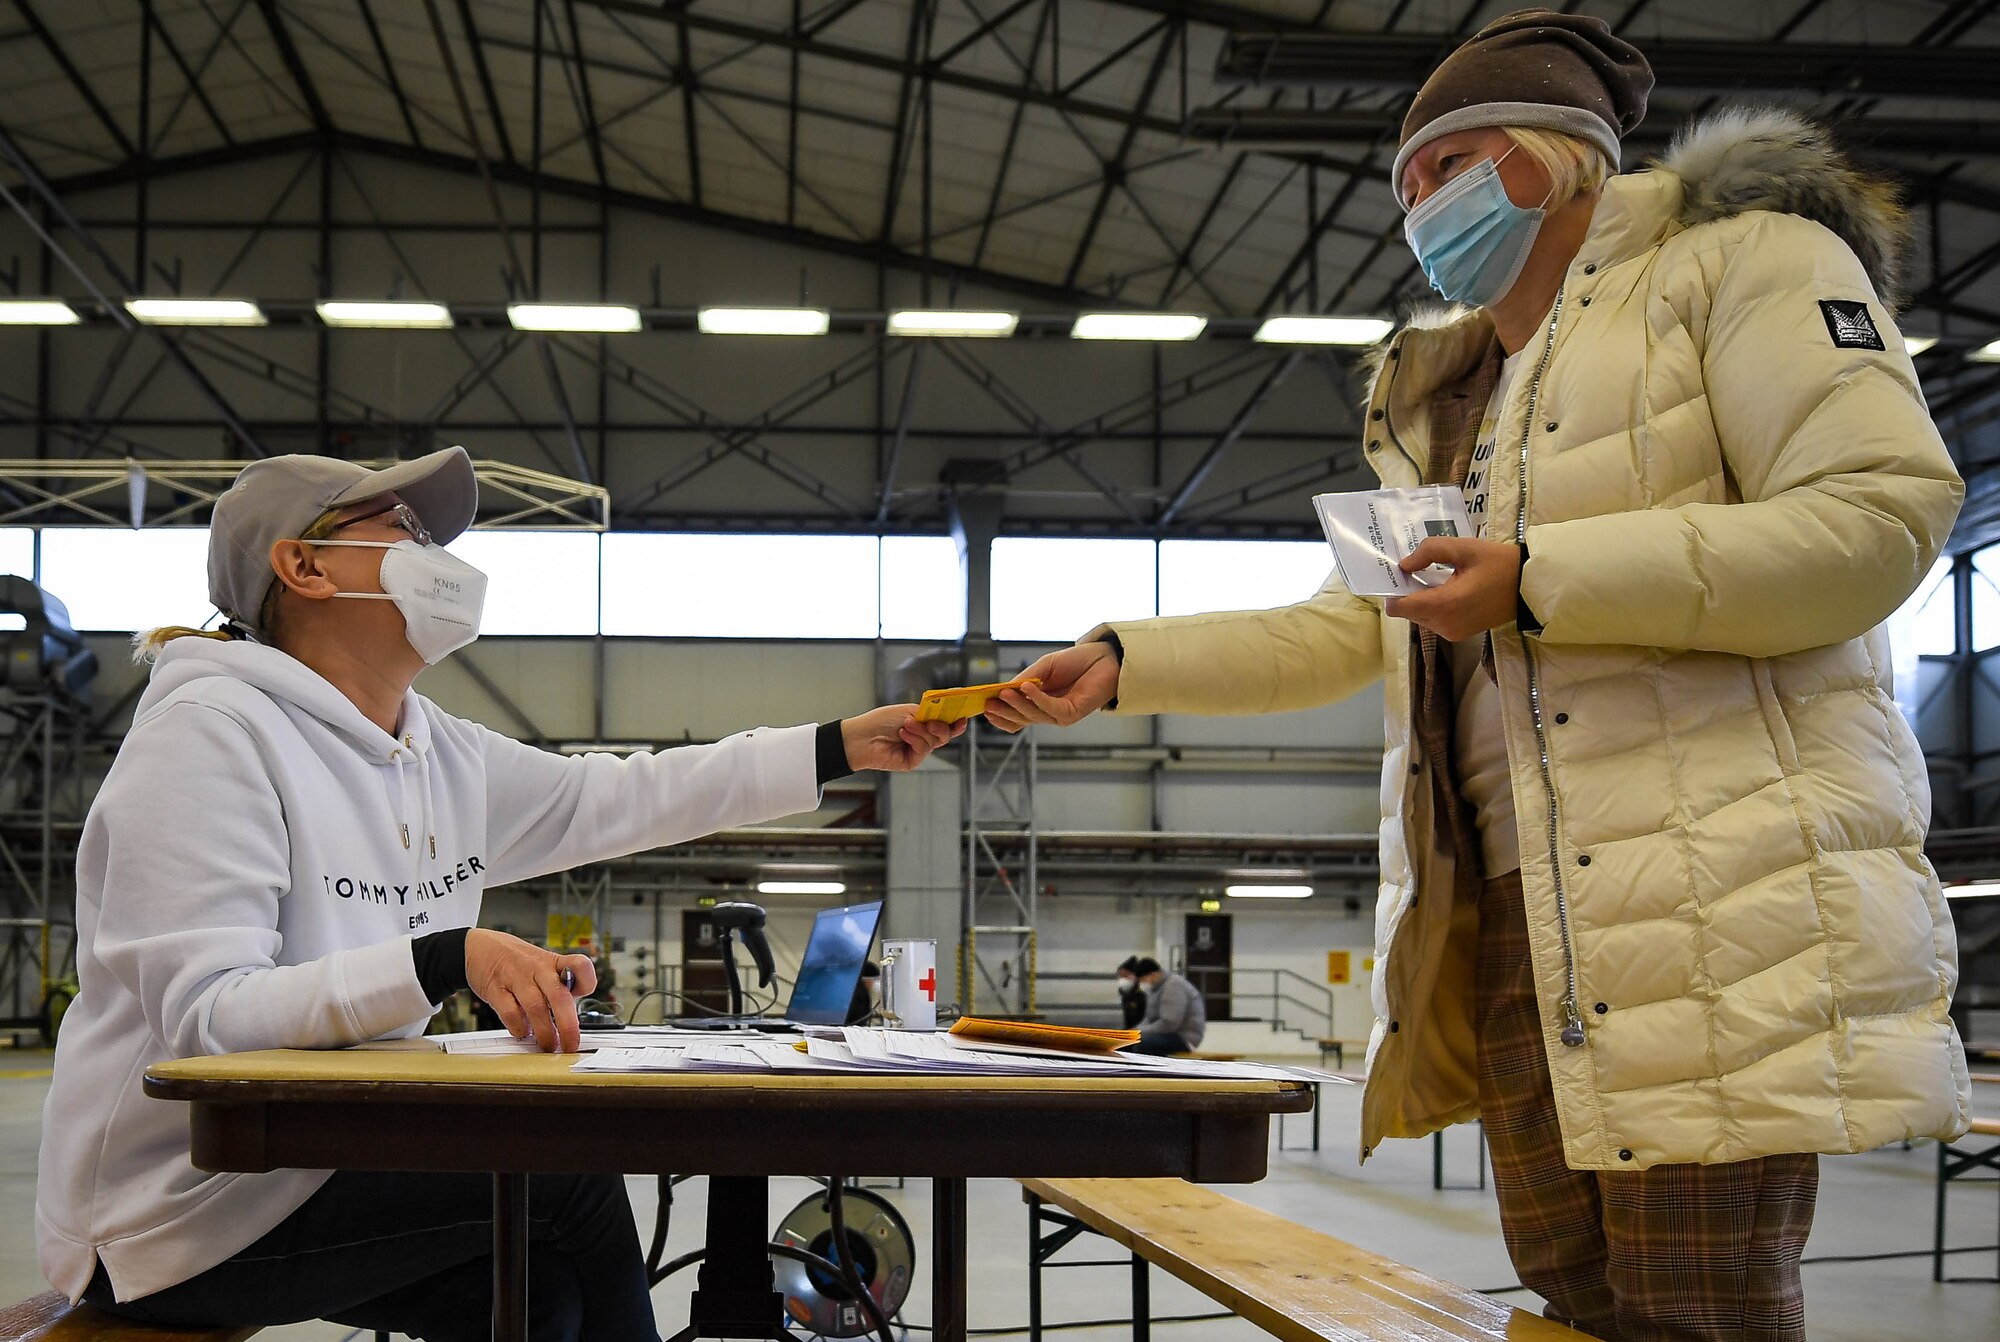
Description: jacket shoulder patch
xmin=1818 ymin=299 xmax=1885 ymax=351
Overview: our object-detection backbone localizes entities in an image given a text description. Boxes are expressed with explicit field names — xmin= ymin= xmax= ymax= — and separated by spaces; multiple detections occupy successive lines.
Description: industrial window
xmin=40 ymin=528 xmax=213 ymax=632
xmin=990 ymin=537 xmax=1156 ymax=642
xmin=1974 ymin=549 xmax=2000 ymax=653
xmin=1889 ymin=556 xmax=1956 ymax=659
xmin=447 ymin=531 xmax=601 ymax=637
xmin=1158 ymin=540 xmax=1330 ymax=617
xmin=600 ymin=533 xmax=880 ymax=638
xmin=0 ymin=528 xmax=33 ymax=581
xmin=880 ymin=535 xmax=966 ymax=641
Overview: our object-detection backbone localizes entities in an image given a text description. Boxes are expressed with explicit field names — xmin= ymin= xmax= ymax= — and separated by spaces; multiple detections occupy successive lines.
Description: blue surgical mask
xmin=1404 ymin=148 xmax=1546 ymax=309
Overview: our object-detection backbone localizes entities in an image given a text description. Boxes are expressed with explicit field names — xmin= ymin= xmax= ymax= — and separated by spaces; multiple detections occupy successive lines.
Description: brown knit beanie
xmin=1392 ymin=9 xmax=1653 ymax=207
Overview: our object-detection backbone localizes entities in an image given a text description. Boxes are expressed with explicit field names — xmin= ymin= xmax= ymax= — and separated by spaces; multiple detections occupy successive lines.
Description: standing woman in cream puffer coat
xmin=984 ymin=11 xmax=1970 ymax=1341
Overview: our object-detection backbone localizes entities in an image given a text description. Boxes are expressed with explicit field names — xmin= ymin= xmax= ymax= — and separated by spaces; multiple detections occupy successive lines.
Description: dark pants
xmin=1477 ymin=871 xmax=1818 ymax=1341
xmin=83 ymin=1170 xmax=658 ymax=1342
xmin=1127 ymin=1030 xmax=1188 ymax=1056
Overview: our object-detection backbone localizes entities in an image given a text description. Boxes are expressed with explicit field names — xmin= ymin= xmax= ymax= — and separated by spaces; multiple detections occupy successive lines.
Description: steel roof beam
xmin=559 ymin=1 xmax=608 ymax=188
xmin=10 ymin=0 xmax=136 ymax=160
xmin=1064 ymin=22 xmax=1177 ymax=292
xmin=147 ymin=4 xmax=235 ymax=147
xmin=355 ymin=0 xmax=424 ymax=147
xmin=1216 ymin=32 xmax=2000 ymax=102
xmin=452 ymin=0 xmax=517 ymax=163
xmin=0 ymin=126 xmax=264 ymax=454
xmin=567 ymin=0 xmax=1385 ymax=183
xmin=43 ymin=129 xmax=1146 ymax=308
xmin=1187 ymin=107 xmax=2000 ymax=158
xmin=255 ymin=0 xmax=331 ymax=132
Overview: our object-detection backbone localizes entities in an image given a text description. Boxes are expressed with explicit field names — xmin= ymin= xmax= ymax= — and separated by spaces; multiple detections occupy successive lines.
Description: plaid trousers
xmin=1476 ymin=871 xmax=1818 ymax=1342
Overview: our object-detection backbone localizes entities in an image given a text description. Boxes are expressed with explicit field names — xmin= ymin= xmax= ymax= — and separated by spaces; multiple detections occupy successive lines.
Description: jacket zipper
xmin=1513 ymin=286 xmax=1587 ymax=1049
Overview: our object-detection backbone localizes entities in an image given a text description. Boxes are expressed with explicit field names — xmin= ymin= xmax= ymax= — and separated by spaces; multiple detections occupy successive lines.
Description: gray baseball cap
xmin=208 ymin=447 xmax=478 ymax=632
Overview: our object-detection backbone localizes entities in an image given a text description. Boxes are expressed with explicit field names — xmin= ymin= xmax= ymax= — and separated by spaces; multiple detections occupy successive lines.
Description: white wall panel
xmin=600 ymin=640 xmax=880 ymax=740
xmin=1157 ymin=774 xmax=1377 ymax=837
xmin=1034 ymin=773 xmax=1155 ymax=832
xmin=1161 ymin=682 xmax=1387 ymax=749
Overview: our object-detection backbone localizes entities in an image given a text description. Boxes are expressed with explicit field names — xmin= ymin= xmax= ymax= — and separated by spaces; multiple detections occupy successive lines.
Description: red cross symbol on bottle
xmin=919 ymin=969 xmax=937 ymax=1002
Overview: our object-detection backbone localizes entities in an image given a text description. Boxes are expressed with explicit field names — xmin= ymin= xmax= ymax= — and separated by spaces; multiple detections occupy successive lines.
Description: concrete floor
xmin=1 ymin=1056 xmax=1993 ymax=1341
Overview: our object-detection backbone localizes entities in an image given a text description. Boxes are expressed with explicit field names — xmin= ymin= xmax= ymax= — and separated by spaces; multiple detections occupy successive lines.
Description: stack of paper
xmin=568 ymin=1027 xmax=1342 ymax=1084
xmin=359 ymin=1026 xmax=765 ymax=1056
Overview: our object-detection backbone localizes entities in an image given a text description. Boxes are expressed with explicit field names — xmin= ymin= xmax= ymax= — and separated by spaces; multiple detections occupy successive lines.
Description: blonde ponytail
xmin=135 ymin=507 xmax=344 ymax=663
xmin=132 ymin=624 xmax=243 ymax=663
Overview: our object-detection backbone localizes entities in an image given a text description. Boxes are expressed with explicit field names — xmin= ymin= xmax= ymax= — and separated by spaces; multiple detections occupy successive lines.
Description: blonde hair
xmin=1503 ymin=126 xmax=1613 ymax=211
xmin=134 ymin=507 xmax=345 ymax=662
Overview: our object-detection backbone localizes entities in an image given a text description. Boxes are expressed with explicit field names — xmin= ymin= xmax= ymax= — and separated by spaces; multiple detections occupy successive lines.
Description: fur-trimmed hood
xmin=1657 ymin=106 xmax=1911 ymax=309
xmin=1361 ymin=106 xmax=1915 ymax=403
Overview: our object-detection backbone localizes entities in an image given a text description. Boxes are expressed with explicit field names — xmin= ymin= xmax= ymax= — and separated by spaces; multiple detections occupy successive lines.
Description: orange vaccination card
xmin=915 ymin=678 xmax=1041 ymax=723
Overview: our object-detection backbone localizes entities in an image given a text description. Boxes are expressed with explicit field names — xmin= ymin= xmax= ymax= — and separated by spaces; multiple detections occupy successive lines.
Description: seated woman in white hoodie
xmin=37 ymin=447 xmax=957 ymax=1342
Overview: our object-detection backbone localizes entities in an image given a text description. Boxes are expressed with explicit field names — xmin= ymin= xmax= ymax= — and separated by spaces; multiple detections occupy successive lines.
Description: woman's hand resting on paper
xmin=465 ymin=928 xmax=596 ymax=1053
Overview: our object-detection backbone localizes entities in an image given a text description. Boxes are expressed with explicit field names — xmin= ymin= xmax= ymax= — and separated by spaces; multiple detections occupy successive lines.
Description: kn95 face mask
xmin=309 ymin=538 xmax=488 ymax=664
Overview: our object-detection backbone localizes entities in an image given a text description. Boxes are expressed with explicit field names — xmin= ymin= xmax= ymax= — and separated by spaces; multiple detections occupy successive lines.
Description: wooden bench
xmin=0 ymin=1293 xmax=257 ymax=1342
xmin=1021 ymin=1176 xmax=1593 ymax=1341
xmin=1933 ymin=1115 xmax=2000 ymax=1284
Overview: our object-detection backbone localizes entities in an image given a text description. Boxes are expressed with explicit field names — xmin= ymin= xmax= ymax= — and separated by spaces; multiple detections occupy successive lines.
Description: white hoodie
xmin=37 ymin=637 xmax=821 ymax=1302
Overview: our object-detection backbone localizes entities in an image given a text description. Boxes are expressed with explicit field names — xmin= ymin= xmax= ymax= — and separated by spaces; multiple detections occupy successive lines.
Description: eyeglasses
xmin=331 ymin=501 xmax=432 ymax=546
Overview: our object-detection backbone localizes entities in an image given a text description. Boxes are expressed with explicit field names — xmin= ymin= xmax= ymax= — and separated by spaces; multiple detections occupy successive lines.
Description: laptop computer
xmin=675 ymin=899 xmax=883 ymax=1030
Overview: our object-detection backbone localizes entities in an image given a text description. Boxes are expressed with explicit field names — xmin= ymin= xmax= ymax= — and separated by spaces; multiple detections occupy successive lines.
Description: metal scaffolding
xmin=960 ymin=718 xmax=1038 ymax=1020
xmin=0 ymin=645 xmax=93 ymax=1040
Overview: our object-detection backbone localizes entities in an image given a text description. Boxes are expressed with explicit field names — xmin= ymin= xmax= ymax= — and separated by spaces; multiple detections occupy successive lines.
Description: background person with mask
xmin=1114 ymin=955 xmax=1145 ymax=1029
xmin=1127 ymin=958 xmax=1205 ymax=1056
xmin=37 ymin=448 xmax=958 ymax=1342
xmin=980 ymin=11 xmax=1969 ymax=1338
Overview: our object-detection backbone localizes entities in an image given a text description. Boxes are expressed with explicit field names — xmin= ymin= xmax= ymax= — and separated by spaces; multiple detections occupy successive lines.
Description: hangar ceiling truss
xmin=0 ymin=0 xmax=1995 ymax=536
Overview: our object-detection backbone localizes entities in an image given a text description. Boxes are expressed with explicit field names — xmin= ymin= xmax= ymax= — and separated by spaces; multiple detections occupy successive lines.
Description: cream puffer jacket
xmin=1101 ymin=109 xmax=1972 ymax=1170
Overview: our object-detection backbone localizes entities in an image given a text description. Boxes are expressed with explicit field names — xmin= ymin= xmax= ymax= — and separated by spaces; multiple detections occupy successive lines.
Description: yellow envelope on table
xmin=915 ymin=678 xmax=1040 ymax=724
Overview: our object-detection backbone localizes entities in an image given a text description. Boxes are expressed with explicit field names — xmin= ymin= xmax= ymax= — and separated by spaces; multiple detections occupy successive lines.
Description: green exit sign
xmin=1199 ymin=898 xmax=1222 ymax=913
xmin=697 ymin=896 xmax=718 ymax=908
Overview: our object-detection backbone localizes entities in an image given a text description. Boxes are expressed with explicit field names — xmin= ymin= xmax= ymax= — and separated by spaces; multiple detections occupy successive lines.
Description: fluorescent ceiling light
xmin=1943 ymin=880 xmax=2000 ymax=900
xmin=0 ymin=300 xmax=80 ymax=325
xmin=1223 ymin=884 xmax=1314 ymax=899
xmin=887 ymin=309 xmax=1019 ymax=338
xmin=318 ymin=300 xmax=454 ymax=329
xmin=126 ymin=298 xmax=265 ymax=326
xmin=1255 ymin=316 xmax=1394 ymax=345
xmin=1903 ymin=335 xmax=1937 ymax=356
xmin=756 ymin=880 xmax=848 ymax=895
xmin=1072 ymin=312 xmax=1208 ymax=342
xmin=508 ymin=303 xmax=642 ymax=333
xmin=698 ymin=307 xmax=831 ymax=336
xmin=1970 ymin=339 xmax=2000 ymax=365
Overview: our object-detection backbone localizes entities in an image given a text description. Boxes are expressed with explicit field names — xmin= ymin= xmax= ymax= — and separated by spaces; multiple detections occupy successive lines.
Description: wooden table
xmin=144 ymin=1049 xmax=1310 ymax=1342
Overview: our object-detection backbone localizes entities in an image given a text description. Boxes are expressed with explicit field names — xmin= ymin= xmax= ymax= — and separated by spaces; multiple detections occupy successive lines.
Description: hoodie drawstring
xmin=390 ymin=752 xmax=412 ymax=851
xmin=388 ymin=738 xmax=436 ymax=868
xmin=415 ymin=741 xmax=438 ymax=862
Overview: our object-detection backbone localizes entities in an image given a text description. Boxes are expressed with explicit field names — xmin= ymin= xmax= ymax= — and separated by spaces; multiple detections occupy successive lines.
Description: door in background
xmin=680 ymin=909 xmax=731 ymax=1015
xmin=1183 ymin=913 xmax=1232 ymax=1021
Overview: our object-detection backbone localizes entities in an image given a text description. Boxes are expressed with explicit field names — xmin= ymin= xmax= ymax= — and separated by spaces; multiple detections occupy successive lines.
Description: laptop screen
xmin=785 ymin=900 xmax=883 ymax=1025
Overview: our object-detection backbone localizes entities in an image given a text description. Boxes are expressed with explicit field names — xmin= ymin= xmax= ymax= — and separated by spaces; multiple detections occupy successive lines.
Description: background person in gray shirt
xmin=1128 ymin=957 xmax=1206 ymax=1055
